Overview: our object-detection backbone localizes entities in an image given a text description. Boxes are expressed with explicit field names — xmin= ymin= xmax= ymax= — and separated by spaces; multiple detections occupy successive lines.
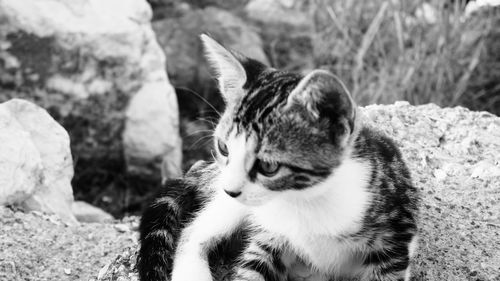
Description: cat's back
xmin=354 ymin=125 xmax=416 ymax=195
xmin=353 ymin=124 xmax=419 ymax=242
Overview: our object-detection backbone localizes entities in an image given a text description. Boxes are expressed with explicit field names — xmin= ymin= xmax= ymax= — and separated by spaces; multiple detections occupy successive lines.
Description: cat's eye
xmin=256 ymin=160 xmax=280 ymax=177
xmin=217 ymin=139 xmax=229 ymax=157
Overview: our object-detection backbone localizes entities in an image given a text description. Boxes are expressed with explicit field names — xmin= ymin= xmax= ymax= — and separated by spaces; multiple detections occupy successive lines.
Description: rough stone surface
xmin=98 ymin=103 xmax=500 ymax=281
xmin=0 ymin=0 xmax=182 ymax=178
xmin=122 ymin=25 xmax=182 ymax=178
xmin=0 ymin=101 xmax=42 ymax=206
xmin=362 ymin=102 xmax=500 ymax=280
xmin=0 ymin=99 xmax=76 ymax=224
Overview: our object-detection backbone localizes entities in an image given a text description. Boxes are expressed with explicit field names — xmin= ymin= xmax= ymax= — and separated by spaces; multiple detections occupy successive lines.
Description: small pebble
xmin=114 ymin=224 xmax=129 ymax=233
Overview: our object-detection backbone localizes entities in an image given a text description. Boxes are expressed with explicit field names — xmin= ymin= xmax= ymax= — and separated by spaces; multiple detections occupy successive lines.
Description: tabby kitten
xmin=137 ymin=35 xmax=420 ymax=281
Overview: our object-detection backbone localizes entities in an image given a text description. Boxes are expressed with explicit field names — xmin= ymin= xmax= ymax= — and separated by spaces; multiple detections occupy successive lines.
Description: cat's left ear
xmin=287 ymin=70 xmax=357 ymax=135
xmin=200 ymin=34 xmax=247 ymax=104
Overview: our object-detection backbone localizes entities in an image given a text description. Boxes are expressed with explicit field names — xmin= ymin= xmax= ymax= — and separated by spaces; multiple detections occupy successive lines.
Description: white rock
xmin=123 ymin=27 xmax=182 ymax=177
xmin=433 ymin=169 xmax=447 ymax=181
xmin=113 ymin=224 xmax=130 ymax=233
xmin=0 ymin=0 xmax=182 ymax=178
xmin=471 ymin=160 xmax=500 ymax=180
xmin=0 ymin=104 xmax=43 ymax=205
xmin=0 ymin=99 xmax=76 ymax=223
xmin=72 ymin=200 xmax=114 ymax=223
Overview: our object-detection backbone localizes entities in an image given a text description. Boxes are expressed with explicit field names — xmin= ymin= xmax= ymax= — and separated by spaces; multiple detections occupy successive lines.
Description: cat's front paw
xmin=171 ymin=259 xmax=213 ymax=281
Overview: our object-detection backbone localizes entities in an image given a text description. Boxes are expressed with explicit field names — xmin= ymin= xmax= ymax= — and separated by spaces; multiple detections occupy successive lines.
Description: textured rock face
xmin=362 ymin=102 xmax=500 ymax=280
xmin=0 ymin=99 xmax=76 ymax=223
xmin=98 ymin=103 xmax=500 ymax=281
xmin=153 ymin=6 xmax=269 ymax=100
xmin=122 ymin=23 xmax=182 ymax=178
xmin=0 ymin=102 xmax=42 ymax=206
xmin=0 ymin=0 xmax=182 ymax=178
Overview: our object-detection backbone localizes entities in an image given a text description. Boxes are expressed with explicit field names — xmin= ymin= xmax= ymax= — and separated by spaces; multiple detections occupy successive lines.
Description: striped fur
xmin=137 ymin=36 xmax=419 ymax=281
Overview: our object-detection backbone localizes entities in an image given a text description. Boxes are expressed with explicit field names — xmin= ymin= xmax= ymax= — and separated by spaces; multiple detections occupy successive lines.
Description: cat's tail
xmin=137 ymin=178 xmax=206 ymax=281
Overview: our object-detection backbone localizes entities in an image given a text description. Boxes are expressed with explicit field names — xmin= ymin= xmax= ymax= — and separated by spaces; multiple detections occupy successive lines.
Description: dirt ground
xmin=0 ymin=207 xmax=139 ymax=281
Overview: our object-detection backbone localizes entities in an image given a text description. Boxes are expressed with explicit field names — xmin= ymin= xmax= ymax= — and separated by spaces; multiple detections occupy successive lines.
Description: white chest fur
xmin=249 ymin=158 xmax=371 ymax=273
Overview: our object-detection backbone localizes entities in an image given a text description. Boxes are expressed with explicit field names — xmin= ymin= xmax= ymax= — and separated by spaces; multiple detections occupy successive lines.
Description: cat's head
xmin=201 ymin=35 xmax=359 ymax=206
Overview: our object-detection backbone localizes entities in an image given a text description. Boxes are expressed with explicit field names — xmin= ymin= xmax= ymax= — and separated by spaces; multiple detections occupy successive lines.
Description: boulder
xmin=0 ymin=99 xmax=76 ymax=224
xmin=97 ymin=103 xmax=500 ymax=280
xmin=0 ymin=101 xmax=42 ymax=206
xmin=72 ymin=200 xmax=114 ymax=223
xmin=122 ymin=26 xmax=182 ymax=178
xmin=0 ymin=0 xmax=182 ymax=180
xmin=153 ymin=6 xmax=269 ymax=116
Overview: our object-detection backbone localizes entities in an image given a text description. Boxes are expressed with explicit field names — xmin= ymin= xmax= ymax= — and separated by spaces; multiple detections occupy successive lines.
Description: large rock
xmin=153 ymin=6 xmax=269 ymax=115
xmin=0 ymin=99 xmax=76 ymax=224
xmin=122 ymin=23 xmax=182 ymax=178
xmin=0 ymin=101 xmax=42 ymax=206
xmin=0 ymin=0 xmax=182 ymax=179
xmin=97 ymin=103 xmax=500 ymax=280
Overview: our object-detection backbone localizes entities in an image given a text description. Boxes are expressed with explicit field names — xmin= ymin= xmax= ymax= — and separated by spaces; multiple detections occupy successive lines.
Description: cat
xmin=137 ymin=34 xmax=420 ymax=281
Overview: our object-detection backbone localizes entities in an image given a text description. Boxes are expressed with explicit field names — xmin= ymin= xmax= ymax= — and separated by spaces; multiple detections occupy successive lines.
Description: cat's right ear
xmin=287 ymin=70 xmax=357 ymax=138
xmin=200 ymin=34 xmax=247 ymax=104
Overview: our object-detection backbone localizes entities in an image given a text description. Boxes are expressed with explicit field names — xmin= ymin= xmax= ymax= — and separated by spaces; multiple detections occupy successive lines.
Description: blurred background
xmin=0 ymin=0 xmax=498 ymax=218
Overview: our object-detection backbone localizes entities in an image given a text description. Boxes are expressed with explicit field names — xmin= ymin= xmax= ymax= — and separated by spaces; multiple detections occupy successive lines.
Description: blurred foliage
xmin=311 ymin=0 xmax=500 ymax=113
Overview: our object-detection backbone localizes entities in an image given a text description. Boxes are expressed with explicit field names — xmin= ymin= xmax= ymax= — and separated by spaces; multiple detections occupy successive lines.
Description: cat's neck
xmin=250 ymin=156 xmax=372 ymax=236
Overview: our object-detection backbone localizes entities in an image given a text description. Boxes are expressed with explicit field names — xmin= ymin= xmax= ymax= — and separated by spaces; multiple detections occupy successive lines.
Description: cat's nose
xmin=224 ymin=190 xmax=242 ymax=198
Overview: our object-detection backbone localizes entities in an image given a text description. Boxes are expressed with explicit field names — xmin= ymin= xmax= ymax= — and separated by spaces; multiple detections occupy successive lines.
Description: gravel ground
xmin=1 ymin=103 xmax=499 ymax=281
xmin=0 ymin=207 xmax=139 ymax=281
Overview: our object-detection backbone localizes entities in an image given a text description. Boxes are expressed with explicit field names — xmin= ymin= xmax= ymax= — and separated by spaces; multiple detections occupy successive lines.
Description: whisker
xmin=176 ymin=87 xmax=221 ymax=117
xmin=196 ymin=116 xmax=219 ymax=122
xmin=189 ymin=135 xmax=213 ymax=150
xmin=210 ymin=149 xmax=217 ymax=162
xmin=198 ymin=109 xmax=223 ymax=117
xmin=195 ymin=117 xmax=218 ymax=128
xmin=185 ymin=129 xmax=214 ymax=137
